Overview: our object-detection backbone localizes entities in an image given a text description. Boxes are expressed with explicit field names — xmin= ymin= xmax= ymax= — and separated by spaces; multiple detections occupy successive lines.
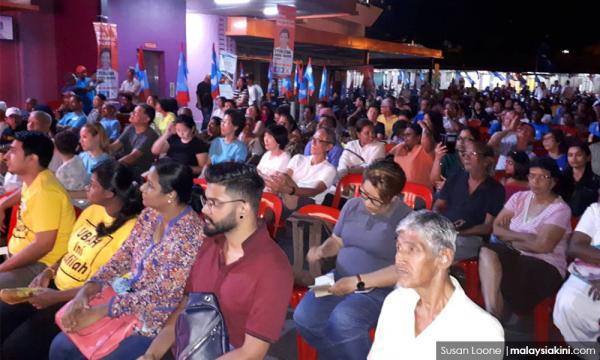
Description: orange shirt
xmin=394 ymin=144 xmax=434 ymax=188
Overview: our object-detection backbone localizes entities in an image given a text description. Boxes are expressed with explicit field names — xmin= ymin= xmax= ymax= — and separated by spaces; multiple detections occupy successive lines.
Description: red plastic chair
xmin=293 ymin=205 xmax=340 ymax=360
xmin=258 ymin=192 xmax=283 ymax=238
xmin=455 ymin=258 xmax=484 ymax=307
xmin=401 ymin=182 xmax=433 ymax=210
xmin=6 ymin=204 xmax=19 ymax=245
xmin=494 ymin=170 xmax=506 ymax=182
xmin=467 ymin=119 xmax=481 ymax=128
xmin=384 ymin=143 xmax=396 ymax=154
xmin=457 ymin=258 xmax=559 ymax=342
xmin=478 ymin=127 xmax=490 ymax=142
xmin=332 ymin=174 xmax=363 ymax=209
xmin=570 ymin=216 xmax=579 ymax=230
xmin=296 ymin=204 xmax=341 ymax=225
xmin=192 ymin=178 xmax=208 ymax=190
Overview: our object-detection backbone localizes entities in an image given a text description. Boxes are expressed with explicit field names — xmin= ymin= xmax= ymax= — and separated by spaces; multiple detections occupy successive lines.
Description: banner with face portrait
xmin=272 ymin=5 xmax=296 ymax=78
xmin=93 ymin=22 xmax=119 ymax=100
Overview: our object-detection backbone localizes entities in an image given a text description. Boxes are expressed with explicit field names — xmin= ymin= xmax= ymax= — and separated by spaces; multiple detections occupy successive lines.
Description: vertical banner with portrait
xmin=272 ymin=5 xmax=296 ymax=78
xmin=93 ymin=22 xmax=119 ymax=100
xmin=218 ymin=50 xmax=237 ymax=99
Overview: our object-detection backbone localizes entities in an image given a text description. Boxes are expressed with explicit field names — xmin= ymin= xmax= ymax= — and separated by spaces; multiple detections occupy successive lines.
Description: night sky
xmin=366 ymin=0 xmax=599 ymax=73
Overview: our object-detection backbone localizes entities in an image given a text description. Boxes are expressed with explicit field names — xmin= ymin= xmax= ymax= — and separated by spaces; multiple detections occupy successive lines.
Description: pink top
xmin=394 ymin=144 xmax=433 ymax=188
xmin=505 ymin=190 xmax=571 ymax=277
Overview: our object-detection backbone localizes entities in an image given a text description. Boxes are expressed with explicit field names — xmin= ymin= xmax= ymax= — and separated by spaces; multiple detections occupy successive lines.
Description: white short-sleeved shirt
xmin=257 ymin=151 xmax=291 ymax=177
xmin=287 ymin=154 xmax=336 ymax=204
xmin=569 ymin=203 xmax=600 ymax=279
xmin=368 ymin=277 xmax=504 ymax=360
xmin=337 ymin=140 xmax=385 ymax=176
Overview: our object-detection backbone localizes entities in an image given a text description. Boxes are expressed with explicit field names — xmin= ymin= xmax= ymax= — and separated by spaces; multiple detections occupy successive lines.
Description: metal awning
xmin=227 ymin=17 xmax=443 ymax=66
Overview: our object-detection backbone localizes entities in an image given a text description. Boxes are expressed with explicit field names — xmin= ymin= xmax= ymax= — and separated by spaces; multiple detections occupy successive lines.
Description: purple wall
xmin=103 ymin=0 xmax=186 ymax=98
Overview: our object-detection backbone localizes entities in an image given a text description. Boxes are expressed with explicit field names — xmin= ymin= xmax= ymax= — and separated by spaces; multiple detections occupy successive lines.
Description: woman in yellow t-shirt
xmin=0 ymin=159 xmax=144 ymax=359
xmin=153 ymin=98 xmax=177 ymax=135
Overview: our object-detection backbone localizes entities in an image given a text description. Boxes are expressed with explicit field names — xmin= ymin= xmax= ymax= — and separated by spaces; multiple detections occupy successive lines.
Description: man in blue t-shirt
xmin=57 ymin=95 xmax=87 ymax=132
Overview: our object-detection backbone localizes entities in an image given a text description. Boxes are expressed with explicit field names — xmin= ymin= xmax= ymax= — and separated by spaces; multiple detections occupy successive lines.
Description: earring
xmin=168 ymin=198 xmax=173 ymax=204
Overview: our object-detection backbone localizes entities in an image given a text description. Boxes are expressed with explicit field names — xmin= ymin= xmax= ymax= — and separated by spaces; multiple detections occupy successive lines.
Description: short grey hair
xmin=31 ymin=111 xmax=52 ymax=129
xmin=317 ymin=127 xmax=337 ymax=146
xmin=395 ymin=210 xmax=457 ymax=255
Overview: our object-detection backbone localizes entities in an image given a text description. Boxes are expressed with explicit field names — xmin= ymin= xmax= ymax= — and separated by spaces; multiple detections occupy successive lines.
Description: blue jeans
xmin=293 ymin=287 xmax=390 ymax=360
xmin=49 ymin=332 xmax=154 ymax=360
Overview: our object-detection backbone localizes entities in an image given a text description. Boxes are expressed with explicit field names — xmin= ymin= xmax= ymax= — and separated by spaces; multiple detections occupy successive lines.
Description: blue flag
xmin=298 ymin=65 xmax=308 ymax=105
xmin=304 ymin=58 xmax=315 ymax=96
xmin=267 ymin=63 xmax=274 ymax=95
xmin=176 ymin=47 xmax=190 ymax=106
xmin=293 ymin=62 xmax=300 ymax=96
xmin=210 ymin=43 xmax=221 ymax=98
xmin=492 ymin=71 xmax=506 ymax=82
xmin=318 ymin=66 xmax=328 ymax=100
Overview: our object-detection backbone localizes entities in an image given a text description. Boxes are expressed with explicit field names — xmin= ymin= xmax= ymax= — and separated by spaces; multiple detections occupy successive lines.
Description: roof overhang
xmin=226 ymin=17 xmax=443 ymax=66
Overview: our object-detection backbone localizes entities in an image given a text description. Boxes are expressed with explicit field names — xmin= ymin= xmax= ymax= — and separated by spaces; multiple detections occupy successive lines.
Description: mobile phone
xmin=442 ymin=133 xmax=457 ymax=153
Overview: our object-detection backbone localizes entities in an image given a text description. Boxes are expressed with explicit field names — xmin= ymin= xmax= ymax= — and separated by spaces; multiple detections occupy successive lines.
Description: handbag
xmin=55 ymin=286 xmax=141 ymax=360
xmin=174 ymin=292 xmax=229 ymax=360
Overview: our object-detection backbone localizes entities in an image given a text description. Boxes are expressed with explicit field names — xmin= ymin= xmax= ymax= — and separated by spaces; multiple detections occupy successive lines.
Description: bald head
xmin=28 ymin=111 xmax=52 ymax=133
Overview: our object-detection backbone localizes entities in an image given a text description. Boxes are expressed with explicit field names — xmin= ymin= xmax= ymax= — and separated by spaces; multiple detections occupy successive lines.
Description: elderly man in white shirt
xmin=119 ymin=68 xmax=141 ymax=96
xmin=337 ymin=119 xmax=385 ymax=179
xmin=369 ymin=210 xmax=504 ymax=360
xmin=265 ymin=127 xmax=337 ymax=210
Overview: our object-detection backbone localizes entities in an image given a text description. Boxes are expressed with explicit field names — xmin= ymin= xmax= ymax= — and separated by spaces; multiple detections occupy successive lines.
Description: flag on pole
xmin=210 ymin=43 xmax=221 ymax=98
xmin=318 ymin=66 xmax=328 ymax=100
xmin=267 ymin=63 xmax=274 ymax=95
xmin=298 ymin=64 xmax=308 ymax=105
xmin=491 ymin=71 xmax=506 ymax=82
xmin=304 ymin=57 xmax=315 ymax=96
xmin=135 ymin=47 xmax=150 ymax=101
xmin=239 ymin=62 xmax=245 ymax=79
xmin=293 ymin=62 xmax=301 ymax=96
xmin=280 ymin=77 xmax=292 ymax=98
xmin=175 ymin=44 xmax=190 ymax=106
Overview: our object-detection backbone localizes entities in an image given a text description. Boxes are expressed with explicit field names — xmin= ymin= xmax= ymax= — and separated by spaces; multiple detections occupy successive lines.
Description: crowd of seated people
xmin=0 ymin=73 xmax=599 ymax=359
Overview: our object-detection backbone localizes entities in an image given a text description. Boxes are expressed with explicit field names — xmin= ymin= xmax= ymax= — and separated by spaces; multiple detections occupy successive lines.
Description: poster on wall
xmin=218 ymin=50 xmax=237 ymax=99
xmin=272 ymin=5 xmax=296 ymax=78
xmin=219 ymin=50 xmax=237 ymax=82
xmin=93 ymin=22 xmax=119 ymax=100
xmin=0 ymin=16 xmax=14 ymax=40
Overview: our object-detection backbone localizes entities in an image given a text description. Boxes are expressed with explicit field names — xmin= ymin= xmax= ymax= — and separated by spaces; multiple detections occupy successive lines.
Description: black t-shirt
xmin=196 ymin=81 xmax=212 ymax=109
xmin=0 ymin=122 xmax=27 ymax=145
xmin=563 ymin=167 xmax=600 ymax=217
xmin=439 ymin=170 xmax=505 ymax=231
xmin=166 ymin=135 xmax=209 ymax=167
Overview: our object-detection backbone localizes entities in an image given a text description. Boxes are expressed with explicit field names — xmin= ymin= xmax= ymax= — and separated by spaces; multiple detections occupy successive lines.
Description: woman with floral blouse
xmin=49 ymin=159 xmax=204 ymax=360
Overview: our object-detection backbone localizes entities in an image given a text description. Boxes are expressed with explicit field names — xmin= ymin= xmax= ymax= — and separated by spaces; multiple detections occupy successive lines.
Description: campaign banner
xmin=93 ymin=22 xmax=119 ymax=100
xmin=219 ymin=50 xmax=237 ymax=83
xmin=272 ymin=4 xmax=296 ymax=78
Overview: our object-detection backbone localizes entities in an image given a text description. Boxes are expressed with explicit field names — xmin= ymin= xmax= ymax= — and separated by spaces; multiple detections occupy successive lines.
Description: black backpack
xmin=174 ymin=293 xmax=229 ymax=360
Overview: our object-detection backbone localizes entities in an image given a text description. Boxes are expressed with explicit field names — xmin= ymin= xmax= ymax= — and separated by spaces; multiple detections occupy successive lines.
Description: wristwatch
xmin=356 ymin=274 xmax=365 ymax=291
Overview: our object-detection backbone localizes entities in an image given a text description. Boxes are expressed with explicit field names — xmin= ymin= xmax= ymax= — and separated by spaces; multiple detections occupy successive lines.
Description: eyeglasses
xmin=200 ymin=195 xmax=245 ymax=211
xmin=359 ymin=188 xmax=385 ymax=207
xmin=312 ymin=137 xmax=332 ymax=146
xmin=527 ymin=173 xmax=552 ymax=181
xmin=457 ymin=136 xmax=474 ymax=142
xmin=462 ymin=151 xmax=480 ymax=158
